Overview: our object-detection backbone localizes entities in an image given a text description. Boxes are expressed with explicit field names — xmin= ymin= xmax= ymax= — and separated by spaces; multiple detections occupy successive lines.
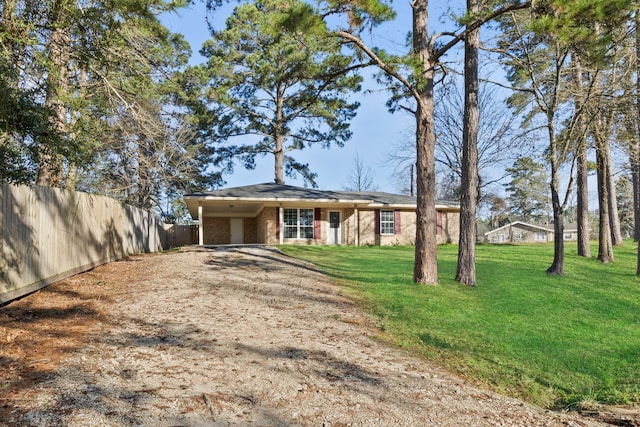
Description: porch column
xmin=354 ymin=206 xmax=359 ymax=246
xmin=198 ymin=202 xmax=204 ymax=246
xmin=279 ymin=205 xmax=284 ymax=244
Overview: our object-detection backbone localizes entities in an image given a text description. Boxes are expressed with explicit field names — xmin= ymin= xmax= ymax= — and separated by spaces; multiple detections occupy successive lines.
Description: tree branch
xmin=335 ymin=30 xmax=418 ymax=100
xmin=433 ymin=1 xmax=532 ymax=60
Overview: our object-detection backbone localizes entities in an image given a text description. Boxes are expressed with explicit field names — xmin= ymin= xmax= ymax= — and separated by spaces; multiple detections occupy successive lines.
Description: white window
xmin=514 ymin=232 xmax=523 ymax=241
xmin=496 ymin=234 xmax=506 ymax=242
xmin=536 ymin=232 xmax=546 ymax=241
xmin=284 ymin=208 xmax=314 ymax=239
xmin=564 ymin=232 xmax=572 ymax=241
xmin=380 ymin=210 xmax=395 ymax=235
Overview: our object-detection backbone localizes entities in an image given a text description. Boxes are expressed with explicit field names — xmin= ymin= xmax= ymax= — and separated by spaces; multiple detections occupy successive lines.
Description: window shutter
xmin=436 ymin=211 xmax=443 ymax=235
xmin=276 ymin=207 xmax=280 ymax=238
xmin=394 ymin=210 xmax=401 ymax=234
xmin=314 ymin=208 xmax=321 ymax=239
xmin=374 ymin=209 xmax=380 ymax=235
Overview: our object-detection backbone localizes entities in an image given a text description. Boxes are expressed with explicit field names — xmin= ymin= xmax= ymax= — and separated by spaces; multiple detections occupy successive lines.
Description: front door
xmin=327 ymin=211 xmax=341 ymax=245
xmin=230 ymin=218 xmax=244 ymax=244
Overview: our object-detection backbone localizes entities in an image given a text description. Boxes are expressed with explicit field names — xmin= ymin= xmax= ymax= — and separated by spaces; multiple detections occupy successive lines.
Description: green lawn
xmin=279 ymin=242 xmax=640 ymax=409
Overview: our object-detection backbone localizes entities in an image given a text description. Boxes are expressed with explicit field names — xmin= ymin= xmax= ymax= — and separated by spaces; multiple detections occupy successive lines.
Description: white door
xmin=230 ymin=218 xmax=244 ymax=244
xmin=327 ymin=211 xmax=341 ymax=245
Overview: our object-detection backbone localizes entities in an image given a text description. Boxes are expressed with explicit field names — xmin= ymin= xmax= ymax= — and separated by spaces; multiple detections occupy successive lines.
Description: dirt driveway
xmin=0 ymin=246 xmax=611 ymax=426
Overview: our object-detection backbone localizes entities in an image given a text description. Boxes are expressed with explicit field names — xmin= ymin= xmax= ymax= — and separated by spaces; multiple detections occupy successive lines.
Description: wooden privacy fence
xmin=0 ymin=183 xmax=193 ymax=305
xmin=164 ymin=223 xmax=198 ymax=248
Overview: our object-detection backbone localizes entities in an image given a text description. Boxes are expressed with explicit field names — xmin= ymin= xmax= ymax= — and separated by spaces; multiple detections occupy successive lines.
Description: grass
xmin=279 ymin=242 xmax=640 ymax=409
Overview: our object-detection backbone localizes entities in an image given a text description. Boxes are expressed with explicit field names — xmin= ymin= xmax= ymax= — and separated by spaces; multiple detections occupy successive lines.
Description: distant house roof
xmin=184 ymin=183 xmax=459 ymax=219
xmin=484 ymin=220 xmax=580 ymax=236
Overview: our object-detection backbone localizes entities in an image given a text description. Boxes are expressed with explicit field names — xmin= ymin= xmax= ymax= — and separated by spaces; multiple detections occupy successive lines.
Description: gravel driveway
xmin=1 ymin=246 xmax=605 ymax=426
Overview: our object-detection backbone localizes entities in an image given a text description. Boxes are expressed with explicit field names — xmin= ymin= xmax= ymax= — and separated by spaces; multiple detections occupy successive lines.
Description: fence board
xmin=0 ymin=184 xmax=170 ymax=305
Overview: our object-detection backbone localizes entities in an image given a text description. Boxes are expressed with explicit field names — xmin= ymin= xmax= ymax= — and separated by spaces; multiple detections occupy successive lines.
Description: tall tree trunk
xmin=546 ymin=115 xmax=565 ymax=275
xmin=412 ymin=0 xmax=438 ymax=285
xmin=36 ymin=0 xmax=70 ymax=187
xmin=546 ymin=166 xmax=566 ymax=275
xmin=633 ymin=151 xmax=640 ymax=242
xmin=595 ymin=125 xmax=614 ymax=262
xmin=456 ymin=0 xmax=479 ymax=287
xmin=64 ymin=66 xmax=87 ymax=190
xmin=547 ymin=187 xmax=565 ymax=275
xmin=274 ymin=84 xmax=285 ymax=185
xmin=574 ymin=59 xmax=591 ymax=257
xmin=576 ymin=141 xmax=591 ymax=255
xmin=274 ymin=134 xmax=285 ymax=185
xmin=606 ymin=146 xmax=624 ymax=245
xmin=636 ymin=0 xmax=640 ymax=274
xmin=593 ymin=70 xmax=622 ymax=246
xmin=137 ymin=135 xmax=152 ymax=210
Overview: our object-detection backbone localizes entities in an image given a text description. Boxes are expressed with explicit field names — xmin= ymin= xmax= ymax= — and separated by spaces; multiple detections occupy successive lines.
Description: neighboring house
xmin=484 ymin=221 xmax=582 ymax=244
xmin=184 ymin=183 xmax=460 ymax=246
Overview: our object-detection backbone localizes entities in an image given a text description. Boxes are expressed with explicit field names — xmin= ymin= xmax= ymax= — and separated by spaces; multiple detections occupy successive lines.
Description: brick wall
xmin=202 ymin=218 xmax=230 ymax=244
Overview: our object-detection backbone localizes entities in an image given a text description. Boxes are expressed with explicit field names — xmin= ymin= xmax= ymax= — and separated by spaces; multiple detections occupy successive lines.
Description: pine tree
xmin=193 ymin=0 xmax=362 ymax=188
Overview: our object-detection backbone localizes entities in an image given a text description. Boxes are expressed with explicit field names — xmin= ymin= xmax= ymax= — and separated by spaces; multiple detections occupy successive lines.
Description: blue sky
xmin=161 ymin=1 xmax=466 ymax=192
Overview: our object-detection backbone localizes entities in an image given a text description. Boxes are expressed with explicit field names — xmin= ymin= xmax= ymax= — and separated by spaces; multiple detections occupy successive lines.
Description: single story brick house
xmin=484 ymin=221 xmax=581 ymax=244
xmin=184 ymin=183 xmax=460 ymax=246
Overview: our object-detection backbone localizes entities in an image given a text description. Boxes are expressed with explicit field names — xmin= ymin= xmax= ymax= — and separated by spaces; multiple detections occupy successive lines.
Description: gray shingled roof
xmin=185 ymin=182 xmax=459 ymax=207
